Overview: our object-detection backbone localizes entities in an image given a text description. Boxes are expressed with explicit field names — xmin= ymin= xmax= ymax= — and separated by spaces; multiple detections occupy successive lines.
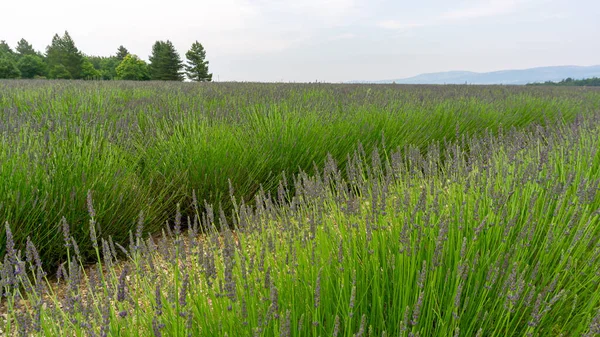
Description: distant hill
xmin=353 ymin=65 xmax=600 ymax=85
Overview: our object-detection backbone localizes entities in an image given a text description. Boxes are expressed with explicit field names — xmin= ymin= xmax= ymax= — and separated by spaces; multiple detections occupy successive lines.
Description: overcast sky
xmin=1 ymin=0 xmax=598 ymax=82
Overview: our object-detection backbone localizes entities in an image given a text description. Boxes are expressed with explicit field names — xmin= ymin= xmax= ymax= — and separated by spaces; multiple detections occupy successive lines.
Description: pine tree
xmin=46 ymin=34 xmax=69 ymax=78
xmin=61 ymin=32 xmax=83 ymax=79
xmin=116 ymin=45 xmax=129 ymax=61
xmin=0 ymin=41 xmax=15 ymax=58
xmin=185 ymin=41 xmax=212 ymax=82
xmin=148 ymin=40 xmax=184 ymax=81
xmin=15 ymin=39 xmax=37 ymax=57
xmin=45 ymin=31 xmax=84 ymax=79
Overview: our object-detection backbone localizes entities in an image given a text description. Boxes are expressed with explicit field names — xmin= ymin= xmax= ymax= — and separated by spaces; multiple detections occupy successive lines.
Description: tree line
xmin=526 ymin=77 xmax=600 ymax=86
xmin=0 ymin=31 xmax=212 ymax=81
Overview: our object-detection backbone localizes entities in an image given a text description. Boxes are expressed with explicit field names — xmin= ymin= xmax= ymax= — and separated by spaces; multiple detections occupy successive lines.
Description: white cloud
xmin=377 ymin=20 xmax=428 ymax=30
xmin=260 ymin=0 xmax=358 ymax=23
xmin=330 ymin=33 xmax=358 ymax=40
xmin=192 ymin=0 xmax=363 ymax=54
xmin=378 ymin=0 xmax=525 ymax=31
xmin=207 ymin=33 xmax=311 ymax=55
xmin=203 ymin=0 xmax=364 ymax=54
xmin=441 ymin=0 xmax=521 ymax=20
xmin=539 ymin=12 xmax=568 ymax=20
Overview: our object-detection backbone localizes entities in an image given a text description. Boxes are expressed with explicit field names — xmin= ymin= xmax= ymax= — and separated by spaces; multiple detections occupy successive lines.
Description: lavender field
xmin=1 ymin=81 xmax=600 ymax=336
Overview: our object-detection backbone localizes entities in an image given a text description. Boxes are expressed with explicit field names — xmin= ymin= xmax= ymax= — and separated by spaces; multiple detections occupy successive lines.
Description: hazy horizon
xmin=1 ymin=0 xmax=598 ymax=82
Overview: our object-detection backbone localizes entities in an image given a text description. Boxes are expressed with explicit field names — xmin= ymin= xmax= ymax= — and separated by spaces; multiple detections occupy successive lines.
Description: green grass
xmin=2 ymin=81 xmax=600 ymax=269
xmin=2 ymin=108 xmax=600 ymax=336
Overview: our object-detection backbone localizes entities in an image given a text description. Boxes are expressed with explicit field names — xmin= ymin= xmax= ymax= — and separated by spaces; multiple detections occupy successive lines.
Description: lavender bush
xmin=1 ymin=81 xmax=599 ymax=269
xmin=1 ymin=107 xmax=599 ymax=336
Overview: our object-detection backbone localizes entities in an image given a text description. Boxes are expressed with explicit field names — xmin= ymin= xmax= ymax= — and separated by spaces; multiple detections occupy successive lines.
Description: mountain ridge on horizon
xmin=351 ymin=65 xmax=600 ymax=85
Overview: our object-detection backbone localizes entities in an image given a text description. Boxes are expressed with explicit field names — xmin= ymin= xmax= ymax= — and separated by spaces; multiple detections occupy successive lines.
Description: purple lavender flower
xmin=179 ymin=272 xmax=189 ymax=308
xmin=155 ymin=284 xmax=163 ymax=316
xmin=411 ymin=291 xmax=424 ymax=326
xmin=152 ymin=317 xmax=164 ymax=337
xmin=61 ymin=217 xmax=71 ymax=249
xmin=117 ymin=265 xmax=129 ymax=302
xmin=333 ymin=315 xmax=340 ymax=337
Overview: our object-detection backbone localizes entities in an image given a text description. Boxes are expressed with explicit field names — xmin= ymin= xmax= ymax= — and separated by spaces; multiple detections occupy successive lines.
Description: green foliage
xmin=15 ymin=38 xmax=38 ymax=57
xmin=116 ymin=45 xmax=129 ymax=61
xmin=87 ymin=55 xmax=103 ymax=69
xmin=88 ymin=56 xmax=120 ymax=80
xmin=527 ymin=77 xmax=600 ymax=86
xmin=81 ymin=58 xmax=101 ymax=79
xmin=0 ymin=56 xmax=21 ymax=78
xmin=0 ymin=35 xmax=199 ymax=81
xmin=100 ymin=57 xmax=120 ymax=80
xmin=116 ymin=54 xmax=150 ymax=80
xmin=17 ymin=54 xmax=46 ymax=78
xmin=45 ymin=31 xmax=84 ymax=79
xmin=0 ymin=40 xmax=15 ymax=58
xmin=48 ymin=64 xmax=72 ymax=79
xmin=184 ymin=41 xmax=212 ymax=82
xmin=149 ymin=40 xmax=184 ymax=81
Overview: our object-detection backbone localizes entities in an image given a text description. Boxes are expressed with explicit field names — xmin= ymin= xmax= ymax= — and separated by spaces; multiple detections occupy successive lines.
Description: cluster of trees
xmin=527 ymin=77 xmax=600 ymax=86
xmin=0 ymin=31 xmax=212 ymax=81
